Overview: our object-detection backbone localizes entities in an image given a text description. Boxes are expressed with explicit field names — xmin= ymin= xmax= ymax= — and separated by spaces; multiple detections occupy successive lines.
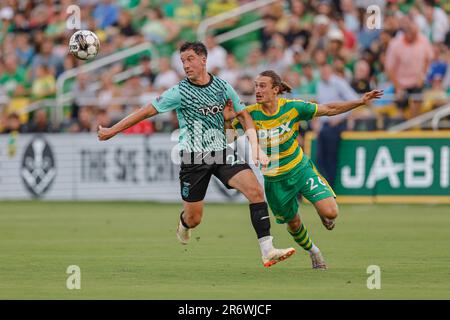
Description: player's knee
xmin=321 ymin=205 xmax=338 ymax=220
xmin=247 ymin=185 xmax=265 ymax=203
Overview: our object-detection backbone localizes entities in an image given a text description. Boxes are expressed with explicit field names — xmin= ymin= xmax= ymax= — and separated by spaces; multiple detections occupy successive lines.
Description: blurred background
xmin=0 ymin=0 xmax=449 ymax=203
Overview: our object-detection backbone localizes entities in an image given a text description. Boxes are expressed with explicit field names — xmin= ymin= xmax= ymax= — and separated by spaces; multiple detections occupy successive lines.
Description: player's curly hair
xmin=259 ymin=70 xmax=292 ymax=94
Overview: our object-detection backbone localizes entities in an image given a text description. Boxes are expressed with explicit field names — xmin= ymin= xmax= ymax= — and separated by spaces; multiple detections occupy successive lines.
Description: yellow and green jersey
xmin=232 ymin=98 xmax=317 ymax=181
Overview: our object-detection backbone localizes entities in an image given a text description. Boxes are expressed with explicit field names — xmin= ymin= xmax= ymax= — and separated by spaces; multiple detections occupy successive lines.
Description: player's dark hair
xmin=259 ymin=70 xmax=292 ymax=94
xmin=180 ymin=41 xmax=208 ymax=58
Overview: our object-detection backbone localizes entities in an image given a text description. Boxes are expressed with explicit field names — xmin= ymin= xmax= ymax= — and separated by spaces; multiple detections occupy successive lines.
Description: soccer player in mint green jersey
xmin=98 ymin=43 xmax=296 ymax=267
xmin=230 ymin=70 xmax=383 ymax=269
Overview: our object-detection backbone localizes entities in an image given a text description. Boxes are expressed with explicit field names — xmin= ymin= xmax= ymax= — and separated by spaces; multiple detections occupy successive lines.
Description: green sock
xmin=288 ymin=223 xmax=314 ymax=251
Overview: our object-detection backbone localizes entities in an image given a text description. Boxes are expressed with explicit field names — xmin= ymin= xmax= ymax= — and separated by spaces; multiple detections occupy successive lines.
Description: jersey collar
xmin=186 ymin=73 xmax=214 ymax=88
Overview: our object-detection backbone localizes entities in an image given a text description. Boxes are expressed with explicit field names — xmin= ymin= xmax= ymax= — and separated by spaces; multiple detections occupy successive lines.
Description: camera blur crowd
xmin=0 ymin=0 xmax=449 ymax=135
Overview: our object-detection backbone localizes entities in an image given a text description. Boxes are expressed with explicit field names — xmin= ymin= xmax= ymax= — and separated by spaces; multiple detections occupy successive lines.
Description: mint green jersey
xmin=152 ymin=74 xmax=245 ymax=152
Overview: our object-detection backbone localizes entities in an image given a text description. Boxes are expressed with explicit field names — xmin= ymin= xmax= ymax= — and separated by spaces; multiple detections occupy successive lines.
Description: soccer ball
xmin=69 ymin=30 xmax=100 ymax=60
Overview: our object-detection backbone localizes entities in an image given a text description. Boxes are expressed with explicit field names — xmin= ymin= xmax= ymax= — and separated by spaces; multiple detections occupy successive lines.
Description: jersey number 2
xmin=308 ymin=177 xmax=326 ymax=190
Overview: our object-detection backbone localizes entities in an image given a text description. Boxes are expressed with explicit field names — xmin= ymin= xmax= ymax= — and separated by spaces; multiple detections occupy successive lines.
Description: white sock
xmin=258 ymin=236 xmax=274 ymax=257
xmin=309 ymin=244 xmax=320 ymax=254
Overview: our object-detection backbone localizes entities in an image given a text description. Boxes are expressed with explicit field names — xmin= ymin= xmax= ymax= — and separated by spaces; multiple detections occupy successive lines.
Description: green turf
xmin=0 ymin=201 xmax=449 ymax=299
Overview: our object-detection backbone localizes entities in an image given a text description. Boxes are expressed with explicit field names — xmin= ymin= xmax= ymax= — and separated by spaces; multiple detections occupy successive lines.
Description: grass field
xmin=0 ymin=201 xmax=449 ymax=299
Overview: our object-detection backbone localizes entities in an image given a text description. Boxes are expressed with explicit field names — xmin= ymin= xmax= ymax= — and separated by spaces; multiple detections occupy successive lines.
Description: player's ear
xmin=273 ymin=85 xmax=279 ymax=95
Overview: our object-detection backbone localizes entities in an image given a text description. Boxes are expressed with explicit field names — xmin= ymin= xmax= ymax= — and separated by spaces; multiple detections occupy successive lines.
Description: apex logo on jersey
xmin=198 ymin=104 xmax=224 ymax=116
xmin=258 ymin=121 xmax=291 ymax=139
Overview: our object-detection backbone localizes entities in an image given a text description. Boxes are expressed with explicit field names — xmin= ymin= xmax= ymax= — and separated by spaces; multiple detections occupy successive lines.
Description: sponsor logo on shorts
xmin=182 ymin=182 xmax=190 ymax=198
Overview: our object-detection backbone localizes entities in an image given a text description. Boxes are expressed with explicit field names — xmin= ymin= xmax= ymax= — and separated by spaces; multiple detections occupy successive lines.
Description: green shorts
xmin=264 ymin=156 xmax=336 ymax=224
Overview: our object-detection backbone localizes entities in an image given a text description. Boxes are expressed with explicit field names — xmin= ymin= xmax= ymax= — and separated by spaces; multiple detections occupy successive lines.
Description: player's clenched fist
xmin=97 ymin=125 xmax=115 ymax=141
xmin=223 ymin=99 xmax=237 ymax=121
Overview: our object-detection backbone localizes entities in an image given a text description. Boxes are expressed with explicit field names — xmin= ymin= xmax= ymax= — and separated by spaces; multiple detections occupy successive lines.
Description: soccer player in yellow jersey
xmin=230 ymin=70 xmax=383 ymax=269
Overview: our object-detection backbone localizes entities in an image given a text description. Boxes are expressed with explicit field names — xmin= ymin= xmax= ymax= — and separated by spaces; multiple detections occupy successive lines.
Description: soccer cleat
xmin=309 ymin=250 xmax=327 ymax=269
xmin=320 ymin=216 xmax=336 ymax=230
xmin=176 ymin=220 xmax=191 ymax=245
xmin=262 ymin=247 xmax=296 ymax=267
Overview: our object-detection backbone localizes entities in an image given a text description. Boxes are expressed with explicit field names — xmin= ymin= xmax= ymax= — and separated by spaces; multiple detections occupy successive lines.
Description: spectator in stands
xmin=235 ymin=75 xmax=255 ymax=105
xmin=115 ymin=10 xmax=138 ymax=38
xmin=351 ymin=59 xmax=373 ymax=93
xmin=69 ymin=107 xmax=94 ymax=133
xmin=218 ymin=53 xmax=241 ymax=87
xmin=0 ymin=55 xmax=29 ymax=97
xmin=312 ymin=48 xmax=327 ymax=67
xmin=263 ymin=42 xmax=289 ymax=76
xmin=423 ymin=74 xmax=448 ymax=112
xmin=284 ymin=14 xmax=310 ymax=50
xmin=30 ymin=39 xmax=64 ymax=79
xmin=94 ymin=0 xmax=120 ymax=29
xmin=94 ymin=109 xmax=113 ymax=129
xmin=139 ymin=56 xmax=157 ymax=88
xmin=289 ymin=0 xmax=314 ymax=30
xmin=141 ymin=7 xmax=179 ymax=46
xmin=153 ymin=57 xmax=179 ymax=91
xmin=307 ymin=14 xmax=330 ymax=54
xmin=122 ymin=75 xmax=144 ymax=100
xmin=326 ymin=28 xmax=347 ymax=64
xmin=426 ymin=44 xmax=448 ymax=87
xmin=205 ymin=34 xmax=227 ymax=74
xmin=123 ymin=107 xmax=155 ymax=135
xmin=173 ymin=0 xmax=202 ymax=42
xmin=335 ymin=15 xmax=357 ymax=51
xmin=422 ymin=0 xmax=449 ymax=44
xmin=316 ymin=64 xmax=359 ymax=187
xmin=2 ymin=113 xmax=26 ymax=134
xmin=71 ymin=73 xmax=97 ymax=119
xmin=283 ymin=70 xmax=302 ymax=96
xmin=242 ymin=47 xmax=264 ymax=78
xmin=31 ymin=65 xmax=56 ymax=99
xmin=45 ymin=7 xmax=67 ymax=40
xmin=340 ymin=0 xmax=360 ymax=33
xmin=28 ymin=109 xmax=53 ymax=133
xmin=385 ymin=14 xmax=434 ymax=118
xmin=15 ymin=33 xmax=35 ymax=68
xmin=205 ymin=0 xmax=239 ymax=29
xmin=260 ymin=15 xmax=280 ymax=52
xmin=298 ymin=62 xmax=319 ymax=95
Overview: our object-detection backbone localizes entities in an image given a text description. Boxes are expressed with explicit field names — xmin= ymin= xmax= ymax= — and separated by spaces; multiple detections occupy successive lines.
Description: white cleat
xmin=309 ymin=250 xmax=327 ymax=269
xmin=262 ymin=247 xmax=296 ymax=267
xmin=176 ymin=220 xmax=190 ymax=245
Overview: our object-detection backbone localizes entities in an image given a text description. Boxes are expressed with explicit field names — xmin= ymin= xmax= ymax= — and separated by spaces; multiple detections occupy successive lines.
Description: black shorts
xmin=396 ymin=86 xmax=423 ymax=110
xmin=179 ymin=147 xmax=251 ymax=202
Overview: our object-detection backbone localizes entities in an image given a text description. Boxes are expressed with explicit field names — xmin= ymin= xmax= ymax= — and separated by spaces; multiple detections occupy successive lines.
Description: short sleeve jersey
xmin=233 ymin=98 xmax=317 ymax=180
xmin=152 ymin=74 xmax=244 ymax=152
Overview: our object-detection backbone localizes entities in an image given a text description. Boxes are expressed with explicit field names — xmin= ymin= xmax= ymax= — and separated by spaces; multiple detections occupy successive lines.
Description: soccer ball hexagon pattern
xmin=69 ymin=30 xmax=100 ymax=60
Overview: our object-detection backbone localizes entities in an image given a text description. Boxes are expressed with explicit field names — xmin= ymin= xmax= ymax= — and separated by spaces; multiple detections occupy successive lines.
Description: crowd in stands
xmin=0 ymin=0 xmax=449 ymax=135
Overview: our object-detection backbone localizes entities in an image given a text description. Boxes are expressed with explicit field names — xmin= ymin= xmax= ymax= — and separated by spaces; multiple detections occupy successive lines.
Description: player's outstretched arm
xmin=97 ymin=104 xmax=158 ymax=141
xmin=315 ymin=90 xmax=383 ymax=117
